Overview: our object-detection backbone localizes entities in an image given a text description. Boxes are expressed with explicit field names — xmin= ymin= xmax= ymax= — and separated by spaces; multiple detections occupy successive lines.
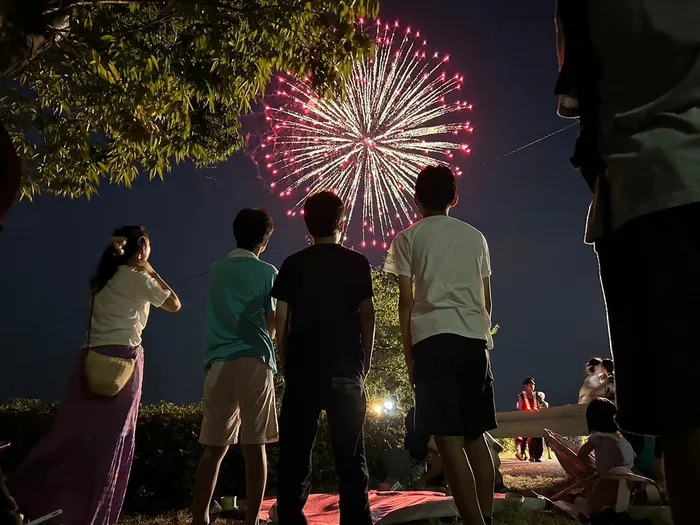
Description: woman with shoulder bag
xmin=10 ymin=225 xmax=181 ymax=525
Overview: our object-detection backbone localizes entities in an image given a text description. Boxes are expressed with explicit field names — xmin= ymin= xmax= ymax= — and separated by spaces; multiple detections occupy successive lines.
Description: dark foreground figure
xmin=556 ymin=2 xmax=700 ymax=524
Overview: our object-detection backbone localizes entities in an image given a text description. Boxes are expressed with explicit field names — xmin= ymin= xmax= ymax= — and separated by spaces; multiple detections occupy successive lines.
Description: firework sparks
xmin=258 ymin=19 xmax=474 ymax=247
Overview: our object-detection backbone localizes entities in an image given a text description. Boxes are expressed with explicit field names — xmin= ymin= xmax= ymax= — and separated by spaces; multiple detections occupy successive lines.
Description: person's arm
xmin=427 ymin=437 xmax=438 ymax=454
xmin=275 ymin=300 xmax=290 ymax=373
xmin=398 ymin=275 xmax=415 ymax=384
xmin=422 ymin=452 xmax=443 ymax=484
xmin=270 ymin=259 xmax=294 ymax=374
xmin=516 ymin=393 xmax=523 ymax=410
xmin=483 ymin=276 xmax=492 ymax=317
xmin=482 ymin=236 xmax=493 ymax=318
xmin=265 ymin=270 xmax=278 ymax=342
xmin=359 ymin=298 xmax=375 ymax=377
xmin=135 ymin=261 xmax=181 ymax=313
xmin=266 ymin=311 xmax=276 ymax=342
xmin=578 ymin=439 xmax=595 ymax=460
xmin=149 ymin=269 xmax=182 ymax=313
xmin=384 ymin=233 xmax=413 ymax=383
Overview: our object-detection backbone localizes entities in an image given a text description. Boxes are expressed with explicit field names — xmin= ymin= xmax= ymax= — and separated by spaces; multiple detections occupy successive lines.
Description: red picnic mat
xmin=261 ymin=490 xmax=463 ymax=524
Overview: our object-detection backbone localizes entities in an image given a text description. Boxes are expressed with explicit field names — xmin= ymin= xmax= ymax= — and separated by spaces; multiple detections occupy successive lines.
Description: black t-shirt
xmin=271 ymin=243 xmax=373 ymax=379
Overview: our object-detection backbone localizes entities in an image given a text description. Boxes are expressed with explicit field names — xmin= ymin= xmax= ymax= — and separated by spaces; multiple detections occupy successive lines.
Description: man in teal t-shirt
xmin=192 ymin=209 xmax=278 ymax=525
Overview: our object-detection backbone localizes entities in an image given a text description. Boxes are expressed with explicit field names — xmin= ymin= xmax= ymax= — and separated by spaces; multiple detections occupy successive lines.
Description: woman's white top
xmin=85 ymin=266 xmax=171 ymax=348
xmin=579 ymin=373 xmax=603 ymax=404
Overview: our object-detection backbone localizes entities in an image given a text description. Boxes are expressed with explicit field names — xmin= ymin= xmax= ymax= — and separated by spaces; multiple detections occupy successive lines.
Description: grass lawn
xmin=119 ymin=458 xmax=577 ymax=525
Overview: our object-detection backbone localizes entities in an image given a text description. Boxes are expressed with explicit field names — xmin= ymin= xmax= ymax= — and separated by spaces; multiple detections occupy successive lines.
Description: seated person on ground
xmin=577 ymin=399 xmax=636 ymax=517
xmin=405 ymin=407 xmax=445 ymax=488
xmin=379 ymin=407 xmax=445 ymax=491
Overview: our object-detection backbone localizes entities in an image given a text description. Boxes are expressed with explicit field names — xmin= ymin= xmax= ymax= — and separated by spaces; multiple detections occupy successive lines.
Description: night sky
xmin=0 ymin=0 xmax=610 ymax=411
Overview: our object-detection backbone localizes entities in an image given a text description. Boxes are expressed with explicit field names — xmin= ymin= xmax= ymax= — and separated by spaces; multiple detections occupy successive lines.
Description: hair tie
xmin=111 ymin=236 xmax=127 ymax=256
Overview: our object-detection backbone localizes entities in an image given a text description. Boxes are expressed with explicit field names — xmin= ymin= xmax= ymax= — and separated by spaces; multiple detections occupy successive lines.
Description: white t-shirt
xmin=588 ymin=432 xmax=636 ymax=476
xmin=85 ymin=266 xmax=171 ymax=348
xmin=384 ymin=215 xmax=493 ymax=348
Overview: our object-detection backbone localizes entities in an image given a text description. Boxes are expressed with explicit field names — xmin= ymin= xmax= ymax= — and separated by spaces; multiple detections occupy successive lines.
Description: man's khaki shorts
xmin=199 ymin=358 xmax=278 ymax=446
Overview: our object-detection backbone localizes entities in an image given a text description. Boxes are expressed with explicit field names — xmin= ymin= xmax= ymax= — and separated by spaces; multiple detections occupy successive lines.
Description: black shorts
xmin=595 ymin=202 xmax=700 ymax=436
xmin=413 ymin=334 xmax=497 ymax=440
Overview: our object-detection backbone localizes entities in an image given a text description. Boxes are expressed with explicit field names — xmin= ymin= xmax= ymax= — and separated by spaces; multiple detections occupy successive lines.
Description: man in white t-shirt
xmin=384 ymin=165 xmax=496 ymax=525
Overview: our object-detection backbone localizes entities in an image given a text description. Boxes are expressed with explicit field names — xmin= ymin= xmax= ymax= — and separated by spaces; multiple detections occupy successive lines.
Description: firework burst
xmin=258 ymin=19 xmax=474 ymax=248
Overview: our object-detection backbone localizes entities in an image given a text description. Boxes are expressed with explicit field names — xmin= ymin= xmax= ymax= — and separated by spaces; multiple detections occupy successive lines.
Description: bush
xmin=0 ymin=398 xmax=405 ymax=515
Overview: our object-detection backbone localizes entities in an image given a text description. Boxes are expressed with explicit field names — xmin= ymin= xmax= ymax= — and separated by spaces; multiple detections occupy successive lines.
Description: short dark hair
xmin=233 ymin=209 xmax=274 ymax=251
xmin=523 ymin=377 xmax=536 ymax=386
xmin=586 ymin=398 xmax=619 ymax=434
xmin=414 ymin=165 xmax=456 ymax=210
xmin=586 ymin=357 xmax=602 ymax=374
xmin=303 ymin=190 xmax=345 ymax=238
xmin=601 ymin=358 xmax=614 ymax=375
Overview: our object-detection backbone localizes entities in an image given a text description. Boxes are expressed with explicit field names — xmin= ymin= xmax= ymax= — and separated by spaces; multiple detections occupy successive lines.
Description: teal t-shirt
xmin=204 ymin=249 xmax=278 ymax=373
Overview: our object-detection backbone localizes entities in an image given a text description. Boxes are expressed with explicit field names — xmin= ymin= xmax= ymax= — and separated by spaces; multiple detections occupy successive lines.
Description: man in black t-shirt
xmin=272 ymin=190 xmax=375 ymax=525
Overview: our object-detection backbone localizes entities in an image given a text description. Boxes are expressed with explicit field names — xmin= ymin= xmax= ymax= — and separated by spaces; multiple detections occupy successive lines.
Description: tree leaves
xmin=1 ymin=0 xmax=379 ymax=199
xmin=365 ymin=270 xmax=413 ymax=406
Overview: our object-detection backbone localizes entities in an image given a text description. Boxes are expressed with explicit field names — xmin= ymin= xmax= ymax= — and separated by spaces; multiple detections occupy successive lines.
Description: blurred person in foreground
xmin=385 ymin=165 xmax=496 ymax=525
xmin=555 ymin=2 xmax=700 ymax=523
xmin=272 ymin=191 xmax=375 ymax=525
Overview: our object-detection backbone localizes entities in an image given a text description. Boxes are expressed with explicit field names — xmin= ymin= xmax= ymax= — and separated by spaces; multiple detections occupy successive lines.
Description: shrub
xmin=0 ymin=398 xmax=405 ymax=515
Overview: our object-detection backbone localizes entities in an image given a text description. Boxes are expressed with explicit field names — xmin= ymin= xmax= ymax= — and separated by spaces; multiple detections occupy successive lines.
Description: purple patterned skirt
xmin=10 ymin=345 xmax=144 ymax=525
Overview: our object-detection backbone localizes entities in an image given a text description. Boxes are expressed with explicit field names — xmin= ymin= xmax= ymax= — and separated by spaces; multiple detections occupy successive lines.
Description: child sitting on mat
xmin=577 ymin=398 xmax=636 ymax=517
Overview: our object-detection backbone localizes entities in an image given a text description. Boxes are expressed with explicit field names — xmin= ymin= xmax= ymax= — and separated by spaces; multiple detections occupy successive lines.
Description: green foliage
xmin=365 ymin=270 xmax=413 ymax=410
xmin=0 ymin=0 xmax=380 ymax=199
xmin=0 ymin=398 xmax=404 ymax=515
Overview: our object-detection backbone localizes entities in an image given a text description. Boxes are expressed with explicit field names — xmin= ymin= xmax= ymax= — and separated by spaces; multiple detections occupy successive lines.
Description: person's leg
xmin=276 ymin=377 xmax=323 ymax=525
xmin=192 ymin=362 xmax=240 ymax=525
xmin=462 ymin=357 xmax=497 ymax=523
xmin=236 ymin=358 xmax=280 ymax=525
xmin=596 ymin=203 xmax=700 ymax=525
xmin=530 ymin=438 xmax=544 ymax=461
xmin=434 ymin=436 xmax=485 ymax=525
xmin=241 ymin=444 xmax=267 ymax=525
xmin=192 ymin=446 xmax=229 ymax=525
xmin=515 ymin=437 xmax=525 ymax=461
xmin=325 ymin=377 xmax=371 ymax=525
xmin=463 ymin=435 xmax=495 ymax=524
xmin=414 ymin=335 xmax=496 ymax=525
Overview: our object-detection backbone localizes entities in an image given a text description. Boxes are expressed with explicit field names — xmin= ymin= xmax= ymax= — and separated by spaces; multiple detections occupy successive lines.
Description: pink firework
xmin=258 ymin=19 xmax=474 ymax=247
